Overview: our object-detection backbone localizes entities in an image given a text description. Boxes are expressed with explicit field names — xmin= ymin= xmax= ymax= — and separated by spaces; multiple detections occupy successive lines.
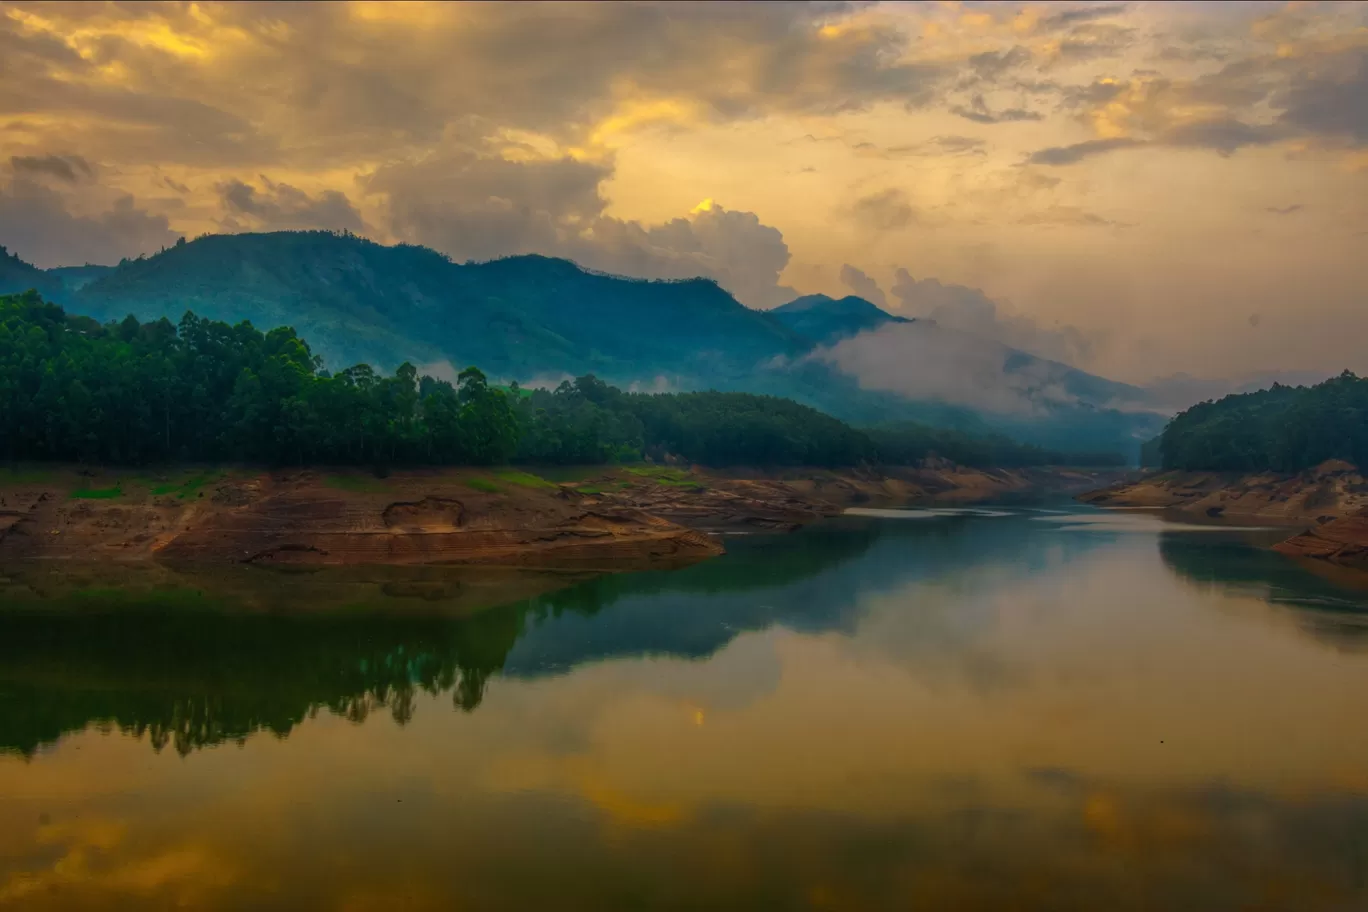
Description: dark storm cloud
xmin=848 ymin=188 xmax=915 ymax=231
xmin=9 ymin=154 xmax=92 ymax=183
xmin=366 ymin=149 xmax=796 ymax=307
xmin=1163 ymin=118 xmax=1287 ymax=155
xmin=216 ymin=177 xmax=367 ymax=233
xmin=950 ymin=95 xmax=1043 ymax=125
xmin=1039 ymin=5 xmax=1130 ymax=30
xmin=1026 ymin=137 xmax=1146 ymax=165
xmin=0 ymin=178 xmax=177 ymax=268
xmin=968 ymin=46 xmax=1032 ymax=81
xmin=1278 ymin=47 xmax=1368 ymax=144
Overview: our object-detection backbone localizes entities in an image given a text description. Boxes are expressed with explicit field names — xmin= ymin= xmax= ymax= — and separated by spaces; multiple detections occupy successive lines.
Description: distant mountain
xmin=0 ymin=246 xmax=63 ymax=300
xmin=47 ymin=264 xmax=113 ymax=293
xmin=1141 ymin=370 xmax=1341 ymax=412
xmin=770 ymin=293 xmax=910 ymax=344
xmin=9 ymin=230 xmax=1165 ymax=457
xmin=73 ymin=232 xmax=803 ymax=380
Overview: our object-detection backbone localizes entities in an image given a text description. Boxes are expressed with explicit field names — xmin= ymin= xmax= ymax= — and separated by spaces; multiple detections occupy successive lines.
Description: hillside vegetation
xmin=0 ymin=291 xmax=1122 ymax=469
xmin=1158 ymin=371 xmax=1368 ymax=471
xmin=0 ymin=230 xmax=1166 ymax=457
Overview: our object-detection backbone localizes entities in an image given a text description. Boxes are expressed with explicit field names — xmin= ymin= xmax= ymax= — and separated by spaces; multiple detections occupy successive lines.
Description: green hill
xmin=0 ymin=245 xmax=64 ymax=300
xmin=74 ymin=232 xmax=802 ymax=380
xmin=1158 ymin=371 xmax=1368 ymax=471
xmin=0 ymin=230 xmax=1167 ymax=457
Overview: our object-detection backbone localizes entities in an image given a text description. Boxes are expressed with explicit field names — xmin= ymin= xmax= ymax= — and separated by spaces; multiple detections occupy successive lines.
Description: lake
xmin=4 ymin=505 xmax=1368 ymax=910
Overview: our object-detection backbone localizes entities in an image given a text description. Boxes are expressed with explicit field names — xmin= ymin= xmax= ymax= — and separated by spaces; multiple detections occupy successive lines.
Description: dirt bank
xmin=0 ymin=467 xmax=720 ymax=569
xmin=0 ymin=463 xmax=1125 ymax=568
xmin=1079 ymin=461 xmax=1368 ymax=574
xmin=1078 ymin=461 xmax=1368 ymax=524
xmin=1273 ymin=513 xmax=1368 ymax=571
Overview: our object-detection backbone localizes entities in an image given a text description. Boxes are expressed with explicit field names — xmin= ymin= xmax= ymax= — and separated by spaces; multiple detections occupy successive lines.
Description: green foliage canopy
xmin=0 ymin=292 xmax=1122 ymax=469
xmin=1158 ymin=371 xmax=1368 ymax=471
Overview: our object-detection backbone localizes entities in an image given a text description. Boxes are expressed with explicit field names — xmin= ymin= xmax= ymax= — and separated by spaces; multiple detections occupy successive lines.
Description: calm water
xmin=4 ymin=505 xmax=1368 ymax=910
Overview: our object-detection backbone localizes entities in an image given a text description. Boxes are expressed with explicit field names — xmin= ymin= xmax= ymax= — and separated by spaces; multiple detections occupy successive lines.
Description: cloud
xmin=814 ymin=321 xmax=1088 ymax=415
xmin=1054 ymin=23 xmax=1137 ymax=63
xmin=890 ymin=268 xmax=1095 ymax=367
xmin=1141 ymin=369 xmax=1341 ymax=412
xmin=839 ymin=264 xmax=887 ymax=308
xmin=967 ymin=46 xmax=1033 ymax=81
xmin=848 ymin=188 xmax=915 ymax=231
xmin=216 ymin=177 xmax=366 ymax=233
xmin=949 ymin=95 xmax=1043 ymax=125
xmin=917 ymin=135 xmax=989 ymax=156
xmin=0 ymin=178 xmax=177 ymax=268
xmin=158 ymin=175 xmax=190 ymax=195
xmin=367 ymin=149 xmax=795 ymax=307
xmin=1018 ymin=206 xmax=1128 ymax=228
xmin=1163 ymin=118 xmax=1286 ymax=155
xmin=0 ymin=3 xmax=955 ymax=173
xmin=574 ymin=204 xmax=798 ymax=309
xmin=1026 ymin=137 xmax=1147 ymax=165
xmin=1039 ymin=4 xmax=1131 ymax=31
xmin=9 ymin=154 xmax=93 ymax=183
xmin=1278 ymin=47 xmax=1368 ymax=144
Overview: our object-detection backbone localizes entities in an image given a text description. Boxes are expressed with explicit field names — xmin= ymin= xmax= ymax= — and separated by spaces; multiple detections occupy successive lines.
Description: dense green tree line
xmin=1159 ymin=371 xmax=1368 ymax=471
xmin=511 ymin=376 xmax=874 ymax=467
xmin=866 ymin=421 xmax=1124 ymax=469
xmin=1 ymin=291 xmax=518 ymax=466
xmin=1 ymin=292 xmax=1121 ymax=468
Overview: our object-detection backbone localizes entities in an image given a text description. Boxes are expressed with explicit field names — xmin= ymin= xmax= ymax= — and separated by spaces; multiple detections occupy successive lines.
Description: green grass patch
xmin=493 ymin=469 xmax=557 ymax=490
xmin=532 ymin=465 xmax=608 ymax=483
xmin=0 ymin=467 xmax=59 ymax=486
xmin=324 ymin=474 xmax=392 ymax=494
xmin=149 ymin=471 xmax=223 ymax=499
xmin=464 ymin=477 xmax=501 ymax=493
xmin=576 ymin=485 xmax=604 ymax=495
xmin=71 ymin=485 xmax=123 ymax=500
xmin=624 ymin=465 xmax=703 ymax=488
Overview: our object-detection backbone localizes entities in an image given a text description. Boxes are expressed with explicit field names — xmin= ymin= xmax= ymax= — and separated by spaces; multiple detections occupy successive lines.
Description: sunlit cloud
xmin=0 ymin=0 xmax=1363 ymax=381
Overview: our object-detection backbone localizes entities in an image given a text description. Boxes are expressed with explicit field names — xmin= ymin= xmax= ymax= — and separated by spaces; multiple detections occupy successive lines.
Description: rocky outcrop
xmin=1080 ymin=461 xmax=1368 ymax=575
xmin=1079 ymin=461 xmax=1368 ymax=524
xmin=1274 ymin=511 xmax=1368 ymax=570
xmin=588 ymin=476 xmax=840 ymax=533
xmin=0 ymin=470 xmax=722 ymax=569
xmin=0 ymin=463 xmax=1127 ymax=569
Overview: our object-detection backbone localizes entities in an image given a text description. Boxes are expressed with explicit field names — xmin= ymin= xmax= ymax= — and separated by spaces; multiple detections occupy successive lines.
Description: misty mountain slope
xmin=0 ymin=247 xmax=64 ymax=301
xmin=73 ymin=231 xmax=805 ymax=378
xmin=46 ymin=264 xmax=114 ymax=293
xmin=53 ymin=230 xmax=1163 ymax=456
xmin=770 ymin=293 xmax=910 ymax=344
xmin=807 ymin=315 xmax=1164 ymax=454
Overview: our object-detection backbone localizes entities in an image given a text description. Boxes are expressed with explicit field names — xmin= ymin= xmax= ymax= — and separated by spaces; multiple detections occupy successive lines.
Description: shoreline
xmin=1078 ymin=462 xmax=1368 ymax=573
xmin=0 ymin=463 xmax=1128 ymax=569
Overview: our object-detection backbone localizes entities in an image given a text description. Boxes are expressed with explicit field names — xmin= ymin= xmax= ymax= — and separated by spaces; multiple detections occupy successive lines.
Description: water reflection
xmin=7 ymin=508 xmax=1368 ymax=760
xmin=1159 ymin=532 xmax=1368 ymax=651
xmin=6 ymin=507 xmax=1368 ymax=908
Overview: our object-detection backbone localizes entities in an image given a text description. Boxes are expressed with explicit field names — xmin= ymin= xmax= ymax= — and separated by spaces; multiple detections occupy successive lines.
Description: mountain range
xmin=0 ymin=230 xmax=1166 ymax=457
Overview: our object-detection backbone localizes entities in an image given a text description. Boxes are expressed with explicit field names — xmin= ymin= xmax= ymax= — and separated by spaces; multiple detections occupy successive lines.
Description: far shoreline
xmin=1 ymin=462 xmax=1130 ymax=568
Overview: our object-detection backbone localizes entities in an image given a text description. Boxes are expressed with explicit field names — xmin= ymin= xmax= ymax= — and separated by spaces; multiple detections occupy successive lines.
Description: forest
xmin=1158 ymin=371 xmax=1368 ymax=471
xmin=0 ymin=291 xmax=1122 ymax=469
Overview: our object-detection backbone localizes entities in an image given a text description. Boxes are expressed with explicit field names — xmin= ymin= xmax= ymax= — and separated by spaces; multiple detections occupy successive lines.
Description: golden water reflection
xmin=3 ymin=509 xmax=1368 ymax=909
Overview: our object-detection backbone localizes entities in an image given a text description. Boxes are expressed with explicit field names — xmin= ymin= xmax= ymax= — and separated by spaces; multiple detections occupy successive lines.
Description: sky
xmin=1 ymin=0 xmax=1366 ymax=384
